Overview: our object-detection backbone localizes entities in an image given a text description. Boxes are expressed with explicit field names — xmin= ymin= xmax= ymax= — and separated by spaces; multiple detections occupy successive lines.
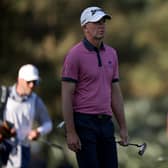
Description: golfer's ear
xmin=83 ymin=25 xmax=88 ymax=33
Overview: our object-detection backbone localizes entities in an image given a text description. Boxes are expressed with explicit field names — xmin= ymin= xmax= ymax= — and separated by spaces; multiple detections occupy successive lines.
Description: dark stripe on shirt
xmin=62 ymin=77 xmax=78 ymax=83
xmin=112 ymin=79 xmax=119 ymax=83
xmin=83 ymin=38 xmax=104 ymax=67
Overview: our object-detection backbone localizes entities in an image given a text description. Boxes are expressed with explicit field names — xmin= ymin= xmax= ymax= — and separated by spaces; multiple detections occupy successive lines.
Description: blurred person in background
xmin=62 ymin=6 xmax=128 ymax=168
xmin=0 ymin=64 xmax=52 ymax=168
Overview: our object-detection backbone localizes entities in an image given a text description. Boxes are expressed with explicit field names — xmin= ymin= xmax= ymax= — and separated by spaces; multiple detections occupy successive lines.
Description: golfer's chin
xmin=26 ymin=91 xmax=33 ymax=96
xmin=95 ymin=35 xmax=104 ymax=40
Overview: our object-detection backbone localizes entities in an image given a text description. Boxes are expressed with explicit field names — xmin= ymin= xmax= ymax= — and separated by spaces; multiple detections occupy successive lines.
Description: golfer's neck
xmin=87 ymin=37 xmax=103 ymax=49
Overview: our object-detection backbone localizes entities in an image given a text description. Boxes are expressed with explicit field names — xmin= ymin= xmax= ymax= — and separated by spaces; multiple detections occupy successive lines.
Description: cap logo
xmin=91 ymin=9 xmax=104 ymax=15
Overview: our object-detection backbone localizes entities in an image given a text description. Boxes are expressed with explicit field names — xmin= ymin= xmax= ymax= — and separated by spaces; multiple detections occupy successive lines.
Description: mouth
xmin=99 ymin=29 xmax=105 ymax=33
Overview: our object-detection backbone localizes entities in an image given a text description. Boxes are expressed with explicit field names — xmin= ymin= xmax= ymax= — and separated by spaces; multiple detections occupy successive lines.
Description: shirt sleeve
xmin=62 ymin=51 xmax=79 ymax=83
xmin=112 ymin=49 xmax=119 ymax=83
xmin=35 ymin=97 xmax=53 ymax=135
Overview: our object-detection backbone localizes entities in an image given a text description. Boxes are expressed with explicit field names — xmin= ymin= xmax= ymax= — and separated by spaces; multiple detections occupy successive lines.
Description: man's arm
xmin=111 ymin=82 xmax=128 ymax=144
xmin=28 ymin=97 xmax=53 ymax=140
xmin=62 ymin=81 xmax=81 ymax=152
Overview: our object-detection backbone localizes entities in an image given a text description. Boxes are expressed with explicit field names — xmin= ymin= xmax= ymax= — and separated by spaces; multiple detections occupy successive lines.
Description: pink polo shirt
xmin=62 ymin=39 xmax=119 ymax=116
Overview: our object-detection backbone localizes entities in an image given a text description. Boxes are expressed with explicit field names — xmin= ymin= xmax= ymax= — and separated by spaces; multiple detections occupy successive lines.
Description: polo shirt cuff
xmin=62 ymin=77 xmax=78 ymax=83
xmin=112 ymin=78 xmax=119 ymax=83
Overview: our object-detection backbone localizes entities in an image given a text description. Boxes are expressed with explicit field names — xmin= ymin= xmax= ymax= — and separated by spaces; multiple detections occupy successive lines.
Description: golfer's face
xmin=20 ymin=79 xmax=37 ymax=95
xmin=86 ymin=18 xmax=106 ymax=40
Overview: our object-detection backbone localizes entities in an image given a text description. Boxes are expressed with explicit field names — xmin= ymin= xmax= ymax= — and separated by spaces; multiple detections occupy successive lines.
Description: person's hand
xmin=0 ymin=133 xmax=3 ymax=143
xmin=119 ymin=128 xmax=128 ymax=146
xmin=28 ymin=129 xmax=40 ymax=141
xmin=10 ymin=127 xmax=16 ymax=137
xmin=0 ymin=121 xmax=16 ymax=139
xmin=66 ymin=130 xmax=81 ymax=152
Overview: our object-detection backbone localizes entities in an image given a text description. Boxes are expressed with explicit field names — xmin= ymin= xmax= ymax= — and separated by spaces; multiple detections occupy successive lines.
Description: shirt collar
xmin=82 ymin=38 xmax=105 ymax=51
xmin=10 ymin=84 xmax=30 ymax=102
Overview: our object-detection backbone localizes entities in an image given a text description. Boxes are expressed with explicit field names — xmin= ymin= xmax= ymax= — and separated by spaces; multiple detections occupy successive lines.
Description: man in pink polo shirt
xmin=62 ymin=6 xmax=128 ymax=168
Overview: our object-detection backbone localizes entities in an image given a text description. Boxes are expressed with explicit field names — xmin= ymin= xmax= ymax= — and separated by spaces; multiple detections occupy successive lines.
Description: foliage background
xmin=1 ymin=0 xmax=168 ymax=167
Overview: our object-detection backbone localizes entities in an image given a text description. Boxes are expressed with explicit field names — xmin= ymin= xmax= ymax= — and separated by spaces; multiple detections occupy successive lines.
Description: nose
xmin=27 ymin=81 xmax=37 ymax=88
xmin=29 ymin=82 xmax=35 ymax=89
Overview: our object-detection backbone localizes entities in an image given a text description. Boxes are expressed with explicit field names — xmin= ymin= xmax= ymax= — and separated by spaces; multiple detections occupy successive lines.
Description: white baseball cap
xmin=80 ymin=6 xmax=111 ymax=26
xmin=18 ymin=64 xmax=40 ymax=81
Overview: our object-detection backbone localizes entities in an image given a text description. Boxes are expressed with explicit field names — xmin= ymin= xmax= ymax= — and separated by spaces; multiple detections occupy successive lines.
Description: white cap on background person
xmin=80 ymin=6 xmax=111 ymax=26
xmin=18 ymin=64 xmax=40 ymax=81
